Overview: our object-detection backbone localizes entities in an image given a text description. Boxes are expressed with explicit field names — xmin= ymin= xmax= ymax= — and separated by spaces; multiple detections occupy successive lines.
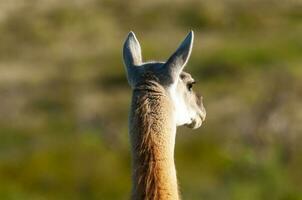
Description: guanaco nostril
xmin=199 ymin=108 xmax=206 ymax=121
xmin=196 ymin=94 xmax=203 ymax=107
xmin=202 ymin=111 xmax=206 ymax=121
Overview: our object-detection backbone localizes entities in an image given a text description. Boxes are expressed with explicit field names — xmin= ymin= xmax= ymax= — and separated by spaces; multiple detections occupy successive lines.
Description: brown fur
xmin=129 ymin=79 xmax=180 ymax=200
xmin=124 ymin=32 xmax=205 ymax=200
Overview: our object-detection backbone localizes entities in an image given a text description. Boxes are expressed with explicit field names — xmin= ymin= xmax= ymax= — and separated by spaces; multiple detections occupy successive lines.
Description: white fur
xmin=169 ymin=84 xmax=192 ymax=126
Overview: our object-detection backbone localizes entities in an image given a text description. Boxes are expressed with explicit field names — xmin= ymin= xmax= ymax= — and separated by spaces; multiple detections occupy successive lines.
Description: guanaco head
xmin=123 ymin=31 xmax=206 ymax=129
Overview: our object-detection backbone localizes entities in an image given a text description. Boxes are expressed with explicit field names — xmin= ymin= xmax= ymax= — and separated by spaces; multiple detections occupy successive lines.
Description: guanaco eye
xmin=187 ymin=81 xmax=196 ymax=91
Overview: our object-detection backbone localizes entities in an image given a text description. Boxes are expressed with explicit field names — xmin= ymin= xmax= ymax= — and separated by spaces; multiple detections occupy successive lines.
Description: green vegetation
xmin=0 ymin=0 xmax=302 ymax=199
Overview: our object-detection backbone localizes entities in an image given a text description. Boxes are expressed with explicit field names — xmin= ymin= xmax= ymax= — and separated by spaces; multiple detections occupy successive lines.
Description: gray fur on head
xmin=123 ymin=31 xmax=194 ymax=88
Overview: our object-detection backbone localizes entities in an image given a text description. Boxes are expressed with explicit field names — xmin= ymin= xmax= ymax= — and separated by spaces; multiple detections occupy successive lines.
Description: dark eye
xmin=187 ymin=81 xmax=195 ymax=91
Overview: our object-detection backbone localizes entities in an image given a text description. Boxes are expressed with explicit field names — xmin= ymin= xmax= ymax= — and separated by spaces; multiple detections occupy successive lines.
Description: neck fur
xmin=129 ymin=82 xmax=179 ymax=200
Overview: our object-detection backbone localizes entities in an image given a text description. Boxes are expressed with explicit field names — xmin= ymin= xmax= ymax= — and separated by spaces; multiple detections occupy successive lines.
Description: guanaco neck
xmin=129 ymin=82 xmax=179 ymax=200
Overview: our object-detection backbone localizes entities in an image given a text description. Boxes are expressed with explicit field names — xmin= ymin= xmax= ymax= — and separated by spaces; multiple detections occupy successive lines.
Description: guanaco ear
xmin=123 ymin=31 xmax=142 ymax=67
xmin=123 ymin=31 xmax=142 ymax=86
xmin=165 ymin=31 xmax=194 ymax=82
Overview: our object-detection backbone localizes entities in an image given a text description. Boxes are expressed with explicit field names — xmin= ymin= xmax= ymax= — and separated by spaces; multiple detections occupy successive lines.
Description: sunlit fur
xmin=129 ymin=74 xmax=179 ymax=200
xmin=123 ymin=31 xmax=206 ymax=200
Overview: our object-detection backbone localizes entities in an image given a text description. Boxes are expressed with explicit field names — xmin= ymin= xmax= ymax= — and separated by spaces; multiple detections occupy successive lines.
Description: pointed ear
xmin=165 ymin=31 xmax=194 ymax=81
xmin=123 ymin=31 xmax=142 ymax=68
xmin=123 ymin=32 xmax=142 ymax=86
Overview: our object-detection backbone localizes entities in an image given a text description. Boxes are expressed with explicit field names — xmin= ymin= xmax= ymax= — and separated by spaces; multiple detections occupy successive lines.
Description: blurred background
xmin=0 ymin=0 xmax=302 ymax=199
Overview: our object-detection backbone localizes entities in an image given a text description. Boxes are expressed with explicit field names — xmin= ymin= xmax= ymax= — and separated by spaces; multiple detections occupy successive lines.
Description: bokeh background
xmin=1 ymin=0 xmax=302 ymax=199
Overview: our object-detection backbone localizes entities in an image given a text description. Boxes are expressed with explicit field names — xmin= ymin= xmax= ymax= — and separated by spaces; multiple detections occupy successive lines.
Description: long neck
xmin=129 ymin=86 xmax=179 ymax=200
